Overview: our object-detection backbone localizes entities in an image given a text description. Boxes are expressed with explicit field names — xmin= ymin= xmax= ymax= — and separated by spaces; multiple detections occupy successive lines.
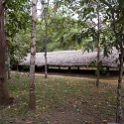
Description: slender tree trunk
xmin=5 ymin=9 xmax=11 ymax=79
xmin=115 ymin=21 xmax=124 ymax=123
xmin=116 ymin=23 xmax=124 ymax=123
xmin=0 ymin=0 xmax=10 ymax=104
xmin=116 ymin=52 xmax=123 ymax=123
xmin=44 ymin=15 xmax=48 ymax=79
xmin=43 ymin=1 xmax=49 ymax=79
xmin=29 ymin=0 xmax=37 ymax=109
xmin=6 ymin=46 xmax=11 ymax=79
xmin=44 ymin=44 xmax=47 ymax=78
xmin=96 ymin=44 xmax=100 ymax=87
xmin=96 ymin=2 xmax=100 ymax=87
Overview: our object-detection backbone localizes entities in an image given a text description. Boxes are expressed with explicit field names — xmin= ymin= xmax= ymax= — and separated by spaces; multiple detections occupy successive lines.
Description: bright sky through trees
xmin=37 ymin=0 xmax=54 ymax=17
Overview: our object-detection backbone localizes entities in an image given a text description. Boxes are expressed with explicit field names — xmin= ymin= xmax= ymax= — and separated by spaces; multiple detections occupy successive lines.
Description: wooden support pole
xmin=106 ymin=67 xmax=110 ymax=76
xmin=68 ymin=67 xmax=71 ymax=73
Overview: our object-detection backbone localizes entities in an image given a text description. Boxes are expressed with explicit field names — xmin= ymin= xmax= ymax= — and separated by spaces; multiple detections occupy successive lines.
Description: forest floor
xmin=0 ymin=72 xmax=124 ymax=124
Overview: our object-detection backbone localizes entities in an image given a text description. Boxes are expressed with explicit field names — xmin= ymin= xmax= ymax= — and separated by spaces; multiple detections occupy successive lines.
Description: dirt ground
xmin=35 ymin=72 xmax=119 ymax=85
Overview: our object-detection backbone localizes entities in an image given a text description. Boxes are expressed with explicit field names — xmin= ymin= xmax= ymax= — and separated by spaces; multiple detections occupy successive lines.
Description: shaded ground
xmin=41 ymin=110 xmax=84 ymax=124
xmin=40 ymin=73 xmax=118 ymax=85
xmin=13 ymin=70 xmax=119 ymax=85
xmin=5 ymin=72 xmax=123 ymax=124
xmin=35 ymin=71 xmax=119 ymax=85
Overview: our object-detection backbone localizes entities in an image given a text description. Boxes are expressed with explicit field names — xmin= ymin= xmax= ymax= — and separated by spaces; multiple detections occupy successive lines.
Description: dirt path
xmin=44 ymin=73 xmax=119 ymax=85
xmin=12 ymin=71 xmax=120 ymax=85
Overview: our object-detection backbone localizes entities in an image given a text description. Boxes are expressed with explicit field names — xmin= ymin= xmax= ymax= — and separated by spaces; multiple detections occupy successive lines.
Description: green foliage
xmin=5 ymin=0 xmax=31 ymax=38
xmin=99 ymin=1 xmax=124 ymax=122
xmin=36 ymin=10 xmax=84 ymax=52
xmin=54 ymin=0 xmax=107 ymax=53
xmin=5 ymin=0 xmax=31 ymax=63
xmin=9 ymin=31 xmax=30 ymax=63
xmin=100 ymin=0 xmax=124 ymax=50
xmin=6 ymin=0 xmax=124 ymax=61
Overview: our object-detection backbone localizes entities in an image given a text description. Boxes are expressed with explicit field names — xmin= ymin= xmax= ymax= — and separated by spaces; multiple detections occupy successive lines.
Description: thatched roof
xmin=19 ymin=48 xmax=119 ymax=68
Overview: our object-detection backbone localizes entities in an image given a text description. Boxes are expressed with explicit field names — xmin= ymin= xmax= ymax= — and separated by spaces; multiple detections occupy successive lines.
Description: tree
xmin=99 ymin=0 xmax=124 ymax=123
xmin=55 ymin=0 xmax=124 ymax=123
xmin=38 ymin=13 xmax=80 ymax=51
xmin=82 ymin=0 xmax=102 ymax=87
xmin=95 ymin=1 xmax=100 ymax=87
xmin=5 ymin=0 xmax=31 ymax=74
xmin=54 ymin=0 xmax=107 ymax=86
xmin=0 ymin=0 xmax=31 ymax=105
xmin=0 ymin=0 xmax=10 ymax=104
xmin=29 ymin=0 xmax=37 ymax=109
xmin=41 ymin=0 xmax=50 ymax=78
xmin=9 ymin=31 xmax=30 ymax=72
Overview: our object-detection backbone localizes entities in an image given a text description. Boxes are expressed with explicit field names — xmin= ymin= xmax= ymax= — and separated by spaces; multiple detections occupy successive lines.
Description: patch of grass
xmin=0 ymin=73 xmax=124 ymax=124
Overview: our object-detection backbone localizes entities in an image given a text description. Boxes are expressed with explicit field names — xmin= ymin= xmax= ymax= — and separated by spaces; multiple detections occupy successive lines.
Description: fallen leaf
xmin=89 ymin=120 xmax=94 ymax=124
xmin=102 ymin=120 xmax=108 ymax=123
xmin=27 ymin=122 xmax=32 ymax=124
xmin=35 ymin=114 xmax=40 ymax=117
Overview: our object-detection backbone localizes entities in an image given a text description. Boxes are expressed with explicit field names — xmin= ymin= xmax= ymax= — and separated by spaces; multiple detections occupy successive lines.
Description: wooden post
xmin=68 ymin=67 xmax=71 ymax=73
xmin=106 ymin=67 xmax=110 ymax=76
xmin=58 ymin=66 xmax=61 ymax=70
xmin=77 ymin=66 xmax=80 ymax=70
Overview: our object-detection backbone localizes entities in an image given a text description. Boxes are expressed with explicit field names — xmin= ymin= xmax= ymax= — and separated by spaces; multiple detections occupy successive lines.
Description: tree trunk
xmin=29 ymin=0 xmax=37 ymax=109
xmin=44 ymin=44 xmax=48 ymax=78
xmin=116 ymin=52 xmax=123 ymax=123
xmin=0 ymin=0 xmax=10 ymax=104
xmin=6 ymin=46 xmax=11 ymax=79
xmin=115 ymin=21 xmax=124 ymax=124
xmin=96 ymin=44 xmax=100 ymax=87
xmin=5 ymin=9 xmax=11 ymax=79
xmin=96 ymin=2 xmax=100 ymax=87
xmin=44 ymin=4 xmax=49 ymax=79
